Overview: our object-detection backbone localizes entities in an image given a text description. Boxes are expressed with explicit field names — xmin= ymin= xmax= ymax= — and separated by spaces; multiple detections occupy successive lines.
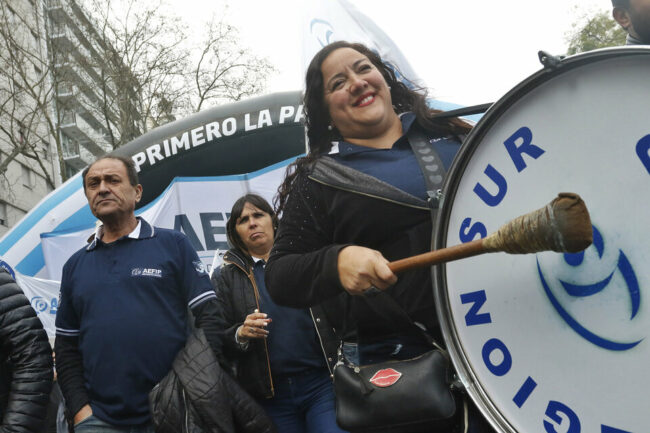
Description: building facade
xmin=0 ymin=0 xmax=58 ymax=236
xmin=0 ymin=0 xmax=139 ymax=236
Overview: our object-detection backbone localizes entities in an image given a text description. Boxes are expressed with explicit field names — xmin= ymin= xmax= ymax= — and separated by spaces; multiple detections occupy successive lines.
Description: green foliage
xmin=566 ymin=11 xmax=627 ymax=54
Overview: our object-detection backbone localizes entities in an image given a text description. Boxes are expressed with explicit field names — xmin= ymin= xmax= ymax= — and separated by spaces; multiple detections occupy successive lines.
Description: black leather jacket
xmin=210 ymin=249 xmax=339 ymax=399
xmin=0 ymin=268 xmax=53 ymax=432
xmin=266 ymin=152 xmax=451 ymax=344
xmin=149 ymin=329 xmax=275 ymax=433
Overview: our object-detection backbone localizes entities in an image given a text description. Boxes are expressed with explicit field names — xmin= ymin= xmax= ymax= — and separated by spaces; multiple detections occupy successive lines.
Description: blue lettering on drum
xmin=458 ymin=289 xmax=629 ymax=432
xmin=482 ymin=338 xmax=512 ymax=376
xmin=544 ymin=401 xmax=581 ymax=433
xmin=504 ymin=126 xmax=546 ymax=172
xmin=454 ymin=126 xmax=630 ymax=432
xmin=636 ymin=134 xmax=650 ymax=175
xmin=601 ymin=425 xmax=632 ymax=433
xmin=513 ymin=376 xmax=537 ymax=408
xmin=472 ymin=126 xmax=546 ymax=207
xmin=473 ymin=164 xmax=508 ymax=207
xmin=461 ymin=126 xmax=547 ymax=241
xmin=459 ymin=218 xmax=487 ymax=243
xmin=460 ymin=290 xmax=492 ymax=326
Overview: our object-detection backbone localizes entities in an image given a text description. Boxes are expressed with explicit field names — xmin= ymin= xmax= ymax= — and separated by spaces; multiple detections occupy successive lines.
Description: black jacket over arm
xmin=0 ymin=269 xmax=53 ymax=432
xmin=150 ymin=329 xmax=275 ymax=433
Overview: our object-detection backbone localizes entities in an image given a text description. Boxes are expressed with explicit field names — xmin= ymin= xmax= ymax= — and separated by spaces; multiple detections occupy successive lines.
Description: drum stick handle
xmin=388 ymin=239 xmax=485 ymax=274
xmin=388 ymin=193 xmax=592 ymax=274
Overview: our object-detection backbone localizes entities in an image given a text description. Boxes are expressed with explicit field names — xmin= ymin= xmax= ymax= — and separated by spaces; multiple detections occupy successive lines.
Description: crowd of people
xmin=1 ymin=2 xmax=648 ymax=431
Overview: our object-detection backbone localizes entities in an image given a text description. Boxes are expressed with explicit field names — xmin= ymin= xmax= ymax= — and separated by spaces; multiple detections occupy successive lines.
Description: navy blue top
xmin=253 ymin=260 xmax=325 ymax=376
xmin=55 ymin=218 xmax=216 ymax=426
xmin=331 ymin=113 xmax=460 ymax=199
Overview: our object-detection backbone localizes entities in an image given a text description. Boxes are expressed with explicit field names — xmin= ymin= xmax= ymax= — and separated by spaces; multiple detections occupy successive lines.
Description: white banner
xmin=15 ymin=273 xmax=60 ymax=339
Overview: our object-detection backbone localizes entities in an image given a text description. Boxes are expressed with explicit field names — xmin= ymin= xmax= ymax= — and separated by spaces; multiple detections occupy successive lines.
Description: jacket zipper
xmin=225 ymin=256 xmax=275 ymax=397
xmin=308 ymin=175 xmax=431 ymax=211
xmin=309 ymin=308 xmax=334 ymax=376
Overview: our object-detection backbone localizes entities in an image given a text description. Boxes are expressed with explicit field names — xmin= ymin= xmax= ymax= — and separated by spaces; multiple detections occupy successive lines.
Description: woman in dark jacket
xmin=265 ymin=41 xmax=493 ymax=432
xmin=211 ymin=194 xmax=343 ymax=433
xmin=0 ymin=267 xmax=53 ymax=432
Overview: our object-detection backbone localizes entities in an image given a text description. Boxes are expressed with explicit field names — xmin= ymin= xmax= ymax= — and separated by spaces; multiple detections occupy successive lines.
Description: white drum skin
xmin=434 ymin=47 xmax=650 ymax=433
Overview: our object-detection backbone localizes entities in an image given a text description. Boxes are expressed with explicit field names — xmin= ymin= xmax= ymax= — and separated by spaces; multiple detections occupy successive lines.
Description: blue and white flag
xmin=301 ymin=0 xmax=423 ymax=88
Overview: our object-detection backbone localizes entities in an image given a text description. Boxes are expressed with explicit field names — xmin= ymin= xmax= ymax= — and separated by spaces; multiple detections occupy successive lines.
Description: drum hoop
xmin=431 ymin=46 xmax=650 ymax=433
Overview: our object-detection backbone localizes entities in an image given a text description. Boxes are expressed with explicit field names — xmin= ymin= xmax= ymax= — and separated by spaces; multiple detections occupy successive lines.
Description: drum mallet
xmin=388 ymin=192 xmax=592 ymax=274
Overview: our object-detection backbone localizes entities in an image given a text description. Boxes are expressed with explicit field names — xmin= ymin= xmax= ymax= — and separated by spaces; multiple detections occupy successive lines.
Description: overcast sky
xmin=174 ymin=0 xmax=611 ymax=106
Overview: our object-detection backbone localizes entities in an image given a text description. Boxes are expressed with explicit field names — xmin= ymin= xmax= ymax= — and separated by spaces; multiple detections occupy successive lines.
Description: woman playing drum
xmin=265 ymin=41 xmax=494 ymax=432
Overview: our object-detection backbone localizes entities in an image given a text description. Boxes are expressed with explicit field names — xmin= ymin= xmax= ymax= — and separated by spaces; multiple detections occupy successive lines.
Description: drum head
xmin=434 ymin=47 xmax=650 ymax=433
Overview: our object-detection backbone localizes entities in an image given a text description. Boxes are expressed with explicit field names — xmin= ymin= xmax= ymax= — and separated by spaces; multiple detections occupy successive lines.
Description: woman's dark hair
xmin=274 ymin=41 xmax=471 ymax=214
xmin=226 ymin=194 xmax=278 ymax=255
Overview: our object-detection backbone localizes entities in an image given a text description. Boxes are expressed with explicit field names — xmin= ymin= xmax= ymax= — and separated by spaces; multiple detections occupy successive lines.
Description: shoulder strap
xmin=406 ymin=126 xmax=447 ymax=212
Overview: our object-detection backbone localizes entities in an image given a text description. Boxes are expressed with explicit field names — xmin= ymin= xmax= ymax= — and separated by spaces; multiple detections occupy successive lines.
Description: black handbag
xmin=333 ymin=345 xmax=458 ymax=432
xmin=333 ymin=290 xmax=461 ymax=433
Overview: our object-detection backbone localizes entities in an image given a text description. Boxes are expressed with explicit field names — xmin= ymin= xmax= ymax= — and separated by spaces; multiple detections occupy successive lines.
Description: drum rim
xmin=431 ymin=46 xmax=650 ymax=433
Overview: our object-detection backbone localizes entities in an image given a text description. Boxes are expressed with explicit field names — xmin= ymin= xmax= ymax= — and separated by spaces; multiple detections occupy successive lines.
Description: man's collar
xmin=87 ymin=217 xmax=154 ymax=251
xmin=332 ymin=112 xmax=416 ymax=156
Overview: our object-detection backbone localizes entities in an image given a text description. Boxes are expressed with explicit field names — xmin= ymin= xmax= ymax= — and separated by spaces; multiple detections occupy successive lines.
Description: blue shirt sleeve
xmin=55 ymin=259 xmax=80 ymax=337
xmin=175 ymin=233 xmax=216 ymax=309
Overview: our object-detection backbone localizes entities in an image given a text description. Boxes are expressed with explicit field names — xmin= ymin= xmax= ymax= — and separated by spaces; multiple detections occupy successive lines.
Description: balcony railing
xmin=60 ymin=111 xmax=112 ymax=157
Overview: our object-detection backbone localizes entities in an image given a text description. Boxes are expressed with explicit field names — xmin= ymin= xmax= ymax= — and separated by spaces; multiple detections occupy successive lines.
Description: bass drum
xmin=433 ymin=47 xmax=650 ymax=433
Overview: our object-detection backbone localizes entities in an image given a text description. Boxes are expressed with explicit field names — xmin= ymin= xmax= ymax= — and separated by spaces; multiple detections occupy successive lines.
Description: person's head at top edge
xmin=81 ymin=155 xmax=142 ymax=225
xmin=226 ymin=194 xmax=278 ymax=260
xmin=612 ymin=0 xmax=650 ymax=44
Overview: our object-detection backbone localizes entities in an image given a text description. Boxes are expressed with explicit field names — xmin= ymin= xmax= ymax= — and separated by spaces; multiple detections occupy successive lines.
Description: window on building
xmin=0 ymin=202 xmax=7 ymax=227
xmin=61 ymin=133 xmax=79 ymax=158
xmin=64 ymin=162 xmax=78 ymax=179
xmin=22 ymin=165 xmax=35 ymax=189
xmin=61 ymin=110 xmax=76 ymax=125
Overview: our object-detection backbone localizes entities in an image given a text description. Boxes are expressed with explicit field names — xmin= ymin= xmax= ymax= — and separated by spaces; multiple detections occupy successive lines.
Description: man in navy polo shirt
xmin=54 ymin=155 xmax=223 ymax=432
